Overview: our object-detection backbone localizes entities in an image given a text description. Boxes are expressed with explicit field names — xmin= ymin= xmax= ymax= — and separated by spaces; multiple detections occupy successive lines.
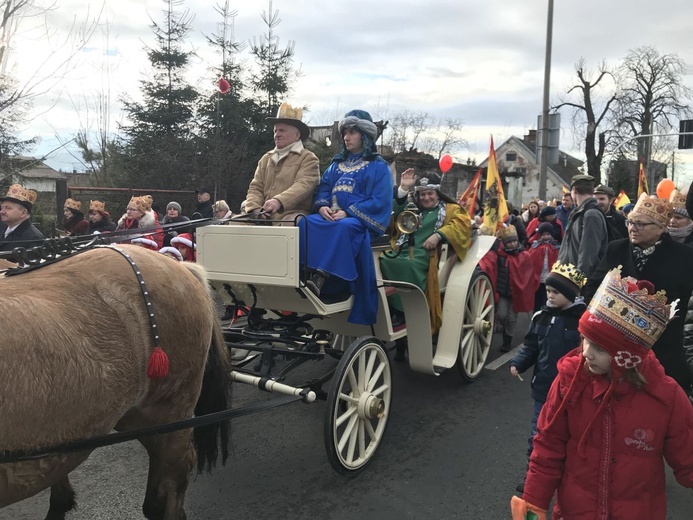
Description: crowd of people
xmin=2 ymin=100 xmax=693 ymax=518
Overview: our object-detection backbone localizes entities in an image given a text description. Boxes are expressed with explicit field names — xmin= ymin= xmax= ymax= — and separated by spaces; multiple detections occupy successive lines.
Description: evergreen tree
xmin=115 ymin=0 xmax=199 ymax=189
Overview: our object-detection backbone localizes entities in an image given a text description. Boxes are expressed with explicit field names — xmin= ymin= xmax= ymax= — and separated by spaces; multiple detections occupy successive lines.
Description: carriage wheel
xmin=457 ymin=271 xmax=495 ymax=383
xmin=324 ymin=337 xmax=392 ymax=475
xmin=330 ymin=334 xmax=357 ymax=352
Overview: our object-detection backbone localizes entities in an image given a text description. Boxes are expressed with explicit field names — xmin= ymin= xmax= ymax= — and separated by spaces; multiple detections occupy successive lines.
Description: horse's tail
xmin=182 ymin=262 xmax=232 ymax=474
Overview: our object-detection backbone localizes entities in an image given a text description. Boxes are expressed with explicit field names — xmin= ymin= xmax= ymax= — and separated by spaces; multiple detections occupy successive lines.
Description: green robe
xmin=380 ymin=201 xmax=472 ymax=331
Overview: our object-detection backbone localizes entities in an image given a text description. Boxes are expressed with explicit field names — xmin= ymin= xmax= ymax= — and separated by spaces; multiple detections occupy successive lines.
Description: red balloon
xmin=655 ymin=178 xmax=675 ymax=199
xmin=439 ymin=154 xmax=454 ymax=173
xmin=218 ymin=77 xmax=231 ymax=94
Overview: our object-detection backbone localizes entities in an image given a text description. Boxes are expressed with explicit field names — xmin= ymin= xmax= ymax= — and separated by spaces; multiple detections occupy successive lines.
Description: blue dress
xmin=299 ymin=153 xmax=393 ymax=324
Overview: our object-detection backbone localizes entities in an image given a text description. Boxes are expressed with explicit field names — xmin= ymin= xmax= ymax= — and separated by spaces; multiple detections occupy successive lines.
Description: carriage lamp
xmin=395 ymin=190 xmax=422 ymax=259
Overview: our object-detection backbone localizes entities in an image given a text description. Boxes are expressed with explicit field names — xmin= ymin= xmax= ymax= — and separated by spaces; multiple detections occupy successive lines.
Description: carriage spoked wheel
xmin=324 ymin=337 xmax=392 ymax=475
xmin=457 ymin=270 xmax=495 ymax=383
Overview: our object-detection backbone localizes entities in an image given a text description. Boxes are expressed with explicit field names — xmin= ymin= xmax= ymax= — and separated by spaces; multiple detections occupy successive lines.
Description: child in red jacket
xmin=511 ymin=267 xmax=693 ymax=520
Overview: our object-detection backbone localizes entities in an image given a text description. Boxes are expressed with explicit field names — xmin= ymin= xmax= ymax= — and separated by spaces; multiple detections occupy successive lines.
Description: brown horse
xmin=0 ymin=245 xmax=231 ymax=519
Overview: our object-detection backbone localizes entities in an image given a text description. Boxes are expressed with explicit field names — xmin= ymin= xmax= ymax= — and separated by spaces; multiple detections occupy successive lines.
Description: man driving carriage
xmin=242 ymin=102 xmax=320 ymax=224
xmin=0 ymin=184 xmax=44 ymax=252
xmin=380 ymin=171 xmax=473 ymax=333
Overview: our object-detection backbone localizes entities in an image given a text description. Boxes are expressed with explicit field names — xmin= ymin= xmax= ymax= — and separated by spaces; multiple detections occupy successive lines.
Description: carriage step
xmin=433 ymin=365 xmax=445 ymax=375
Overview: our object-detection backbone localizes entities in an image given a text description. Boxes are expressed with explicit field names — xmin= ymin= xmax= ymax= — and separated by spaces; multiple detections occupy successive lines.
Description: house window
xmin=506 ymin=152 xmax=517 ymax=162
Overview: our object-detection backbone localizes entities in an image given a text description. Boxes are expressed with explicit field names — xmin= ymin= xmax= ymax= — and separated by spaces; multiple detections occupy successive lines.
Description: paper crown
xmin=579 ymin=267 xmax=674 ymax=372
xmin=497 ymin=224 xmax=518 ymax=242
xmin=63 ymin=198 xmax=82 ymax=213
xmin=669 ymin=189 xmax=688 ymax=217
xmin=1 ymin=183 xmax=37 ymax=210
xmin=550 ymin=261 xmax=586 ymax=289
xmin=266 ymin=102 xmax=310 ymax=140
xmin=129 ymin=195 xmax=152 ymax=214
xmin=631 ymin=193 xmax=672 ymax=226
xmin=89 ymin=200 xmax=106 ymax=213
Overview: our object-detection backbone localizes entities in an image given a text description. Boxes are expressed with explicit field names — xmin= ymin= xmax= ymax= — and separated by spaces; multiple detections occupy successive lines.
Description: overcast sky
xmin=8 ymin=0 xmax=693 ymax=186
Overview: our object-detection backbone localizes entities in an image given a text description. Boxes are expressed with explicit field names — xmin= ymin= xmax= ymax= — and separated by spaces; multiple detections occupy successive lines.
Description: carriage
xmin=196 ymin=223 xmax=496 ymax=475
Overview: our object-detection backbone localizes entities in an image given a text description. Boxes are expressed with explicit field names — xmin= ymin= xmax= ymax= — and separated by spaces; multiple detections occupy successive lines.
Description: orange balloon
xmin=439 ymin=154 xmax=453 ymax=173
xmin=656 ymin=179 xmax=675 ymax=199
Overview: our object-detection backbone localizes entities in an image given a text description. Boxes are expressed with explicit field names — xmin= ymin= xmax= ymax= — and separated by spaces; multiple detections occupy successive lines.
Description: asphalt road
xmin=3 ymin=312 xmax=693 ymax=519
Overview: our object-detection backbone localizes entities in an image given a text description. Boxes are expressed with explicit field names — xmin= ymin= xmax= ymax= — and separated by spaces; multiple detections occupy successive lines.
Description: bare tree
xmin=554 ymin=58 xmax=618 ymax=183
xmin=386 ymin=110 xmax=467 ymax=157
xmin=611 ymin=46 xmax=692 ymax=186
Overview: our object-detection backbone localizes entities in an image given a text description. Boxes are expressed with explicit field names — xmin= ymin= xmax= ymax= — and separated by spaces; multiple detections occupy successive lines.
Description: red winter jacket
xmin=523 ymin=349 xmax=693 ymax=519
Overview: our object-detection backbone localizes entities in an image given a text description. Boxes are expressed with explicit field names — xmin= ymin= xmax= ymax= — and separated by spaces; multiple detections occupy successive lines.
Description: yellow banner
xmin=482 ymin=136 xmax=509 ymax=232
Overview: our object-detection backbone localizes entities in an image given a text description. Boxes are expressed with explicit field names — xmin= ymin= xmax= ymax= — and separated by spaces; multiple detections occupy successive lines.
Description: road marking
xmin=485 ymin=345 xmax=522 ymax=371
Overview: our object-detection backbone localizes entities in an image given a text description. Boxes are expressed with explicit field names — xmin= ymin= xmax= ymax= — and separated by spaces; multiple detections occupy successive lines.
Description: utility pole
xmin=538 ymin=0 xmax=554 ymax=200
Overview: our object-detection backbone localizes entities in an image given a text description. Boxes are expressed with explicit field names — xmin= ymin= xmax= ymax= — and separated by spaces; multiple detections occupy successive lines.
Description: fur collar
xmin=118 ymin=210 xmax=157 ymax=229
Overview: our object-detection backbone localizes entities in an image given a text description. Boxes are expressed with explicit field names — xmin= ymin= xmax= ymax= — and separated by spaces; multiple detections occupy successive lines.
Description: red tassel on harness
xmin=147 ymin=347 xmax=169 ymax=379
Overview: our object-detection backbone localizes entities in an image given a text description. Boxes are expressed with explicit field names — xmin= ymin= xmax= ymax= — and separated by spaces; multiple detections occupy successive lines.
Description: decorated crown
xmin=275 ymin=102 xmax=303 ymax=121
xmin=631 ymin=193 xmax=672 ymax=226
xmin=550 ymin=261 xmax=586 ymax=289
xmin=89 ymin=200 xmax=106 ymax=213
xmin=496 ymin=224 xmax=518 ymax=242
xmin=129 ymin=196 xmax=150 ymax=214
xmin=668 ymin=189 xmax=688 ymax=217
xmin=64 ymin=198 xmax=82 ymax=212
xmin=2 ymin=183 xmax=37 ymax=209
xmin=587 ymin=266 xmax=674 ymax=351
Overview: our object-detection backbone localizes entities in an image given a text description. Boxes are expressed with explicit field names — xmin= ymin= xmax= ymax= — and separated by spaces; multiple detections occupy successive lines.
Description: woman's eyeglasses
xmin=625 ymin=220 xmax=658 ymax=231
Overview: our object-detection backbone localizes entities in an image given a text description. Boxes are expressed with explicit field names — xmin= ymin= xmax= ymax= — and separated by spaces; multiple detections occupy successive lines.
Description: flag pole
xmin=538 ymin=0 xmax=554 ymax=200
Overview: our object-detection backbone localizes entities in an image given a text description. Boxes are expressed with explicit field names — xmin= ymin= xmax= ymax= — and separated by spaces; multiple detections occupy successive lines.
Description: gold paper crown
xmin=64 ymin=198 xmax=82 ymax=212
xmin=129 ymin=196 xmax=150 ymax=214
xmin=631 ymin=193 xmax=672 ymax=226
xmin=588 ymin=266 xmax=673 ymax=350
xmin=89 ymin=200 xmax=106 ymax=213
xmin=497 ymin=224 xmax=518 ymax=241
xmin=550 ymin=261 xmax=586 ymax=288
xmin=141 ymin=194 xmax=153 ymax=211
xmin=2 ymin=184 xmax=37 ymax=206
xmin=669 ymin=189 xmax=688 ymax=217
xmin=274 ymin=102 xmax=303 ymax=121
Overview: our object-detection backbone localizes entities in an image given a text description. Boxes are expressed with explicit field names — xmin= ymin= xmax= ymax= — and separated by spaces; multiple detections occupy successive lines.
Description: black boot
xmin=394 ymin=339 xmax=407 ymax=362
xmin=500 ymin=333 xmax=513 ymax=353
xmin=306 ymin=269 xmax=328 ymax=296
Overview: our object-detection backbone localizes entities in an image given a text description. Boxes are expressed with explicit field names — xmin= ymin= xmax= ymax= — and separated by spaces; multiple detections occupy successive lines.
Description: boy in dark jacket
xmin=510 ymin=261 xmax=586 ymax=491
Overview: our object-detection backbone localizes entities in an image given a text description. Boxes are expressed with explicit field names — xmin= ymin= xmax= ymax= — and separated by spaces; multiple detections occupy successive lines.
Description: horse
xmin=0 ymin=245 xmax=232 ymax=519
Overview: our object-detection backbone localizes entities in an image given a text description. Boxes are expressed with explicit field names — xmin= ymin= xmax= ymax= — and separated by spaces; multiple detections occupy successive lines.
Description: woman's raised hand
xmin=399 ymin=168 xmax=417 ymax=190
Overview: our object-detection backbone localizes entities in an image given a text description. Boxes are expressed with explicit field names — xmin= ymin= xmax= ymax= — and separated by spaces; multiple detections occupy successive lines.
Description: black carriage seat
xmin=370 ymin=234 xmax=392 ymax=251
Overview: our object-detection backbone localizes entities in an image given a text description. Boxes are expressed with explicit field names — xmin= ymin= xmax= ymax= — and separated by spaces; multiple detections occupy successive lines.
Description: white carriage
xmin=197 ymin=224 xmax=496 ymax=475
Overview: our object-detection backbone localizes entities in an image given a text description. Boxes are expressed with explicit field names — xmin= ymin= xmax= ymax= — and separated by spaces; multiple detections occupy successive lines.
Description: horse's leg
xmin=140 ymin=430 xmax=196 ymax=520
xmin=44 ymin=476 xmax=76 ymax=520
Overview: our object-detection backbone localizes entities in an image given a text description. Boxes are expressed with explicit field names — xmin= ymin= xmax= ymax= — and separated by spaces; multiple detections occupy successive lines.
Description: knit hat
xmin=166 ymin=201 xmax=182 ymax=213
xmin=158 ymin=246 xmax=183 ymax=261
xmin=630 ymin=193 xmax=672 ymax=226
xmin=266 ymin=102 xmax=310 ymax=140
xmin=537 ymin=222 xmax=554 ymax=236
xmin=621 ymin=203 xmax=635 ymax=215
xmin=0 ymin=184 xmax=37 ymax=212
xmin=545 ymin=262 xmax=586 ymax=302
xmin=171 ymin=233 xmax=196 ymax=262
xmin=63 ymin=198 xmax=83 ymax=215
xmin=539 ymin=206 xmax=556 ymax=218
xmin=578 ymin=267 xmax=674 ymax=377
xmin=668 ymin=189 xmax=689 ymax=218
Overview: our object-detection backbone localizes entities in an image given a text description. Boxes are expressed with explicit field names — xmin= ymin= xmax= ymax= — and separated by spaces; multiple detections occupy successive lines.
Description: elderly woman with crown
xmin=115 ymin=195 xmax=164 ymax=250
xmin=299 ymin=109 xmax=393 ymax=325
xmin=584 ymin=192 xmax=693 ymax=393
xmin=0 ymin=183 xmax=44 ymax=252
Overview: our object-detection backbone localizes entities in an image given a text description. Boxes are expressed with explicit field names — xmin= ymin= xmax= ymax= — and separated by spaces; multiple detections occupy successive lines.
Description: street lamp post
xmin=538 ymin=0 xmax=554 ymax=201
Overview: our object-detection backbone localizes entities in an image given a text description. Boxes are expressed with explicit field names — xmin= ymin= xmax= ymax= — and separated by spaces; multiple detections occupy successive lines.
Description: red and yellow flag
xmin=483 ymin=136 xmax=509 ymax=232
xmin=637 ymin=161 xmax=649 ymax=197
xmin=458 ymin=168 xmax=482 ymax=216
xmin=562 ymin=185 xmax=570 ymax=195
xmin=612 ymin=190 xmax=631 ymax=209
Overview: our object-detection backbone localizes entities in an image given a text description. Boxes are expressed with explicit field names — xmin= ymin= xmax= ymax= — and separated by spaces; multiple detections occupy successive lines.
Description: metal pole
xmin=538 ymin=0 xmax=554 ymax=200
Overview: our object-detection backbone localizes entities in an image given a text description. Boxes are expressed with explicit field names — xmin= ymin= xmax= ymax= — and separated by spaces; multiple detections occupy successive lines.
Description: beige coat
xmin=244 ymin=142 xmax=320 ymax=220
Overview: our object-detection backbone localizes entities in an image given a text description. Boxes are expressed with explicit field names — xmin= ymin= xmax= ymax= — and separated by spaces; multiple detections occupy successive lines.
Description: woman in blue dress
xmin=299 ymin=109 xmax=393 ymax=325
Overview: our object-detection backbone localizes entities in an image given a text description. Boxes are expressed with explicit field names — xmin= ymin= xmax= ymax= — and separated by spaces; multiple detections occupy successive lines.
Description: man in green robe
xmin=380 ymin=170 xmax=472 ymax=334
